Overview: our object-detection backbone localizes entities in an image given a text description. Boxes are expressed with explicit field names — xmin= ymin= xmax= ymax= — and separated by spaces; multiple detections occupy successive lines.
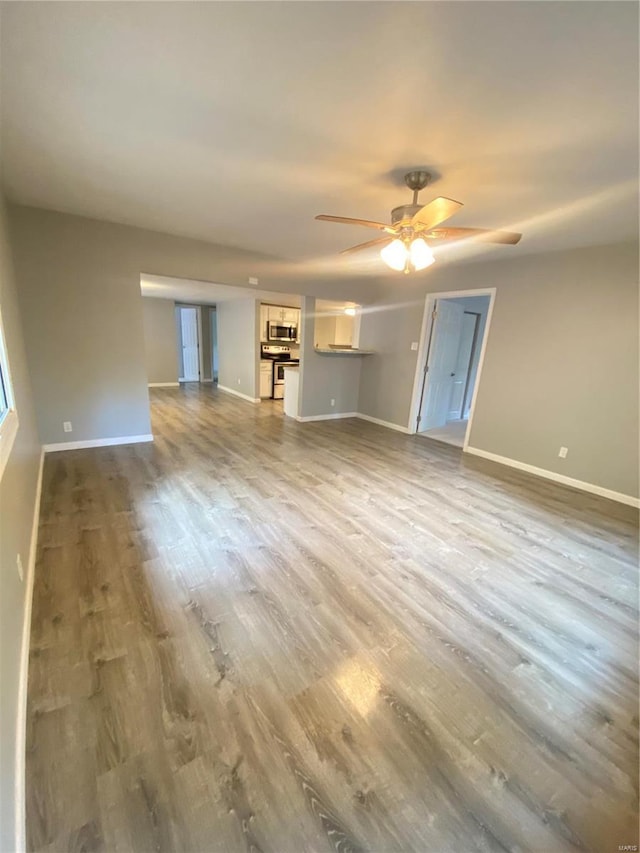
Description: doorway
xmin=409 ymin=289 xmax=495 ymax=448
xmin=211 ymin=309 xmax=218 ymax=383
xmin=177 ymin=306 xmax=200 ymax=381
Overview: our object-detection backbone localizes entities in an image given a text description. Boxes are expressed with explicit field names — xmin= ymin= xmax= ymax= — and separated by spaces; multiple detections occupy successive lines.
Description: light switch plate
xmin=411 ymin=342 xmax=419 ymax=351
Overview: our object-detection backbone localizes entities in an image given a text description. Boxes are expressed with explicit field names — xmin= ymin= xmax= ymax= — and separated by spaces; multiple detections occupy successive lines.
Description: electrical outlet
xmin=248 ymin=276 xmax=259 ymax=285
xmin=16 ymin=553 xmax=23 ymax=581
xmin=558 ymin=446 xmax=568 ymax=459
xmin=237 ymin=378 xmax=241 ymax=385
xmin=411 ymin=342 xmax=419 ymax=351
xmin=63 ymin=421 xmax=72 ymax=433
xmin=330 ymin=398 xmax=335 ymax=407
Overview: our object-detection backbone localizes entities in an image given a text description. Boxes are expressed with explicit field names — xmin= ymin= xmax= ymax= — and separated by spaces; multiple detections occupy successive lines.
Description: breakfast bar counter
xmin=282 ymin=364 xmax=299 ymax=419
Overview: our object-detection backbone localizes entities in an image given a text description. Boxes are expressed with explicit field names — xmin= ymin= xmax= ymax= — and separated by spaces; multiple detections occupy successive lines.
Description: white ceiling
xmin=1 ymin=2 xmax=638 ymax=277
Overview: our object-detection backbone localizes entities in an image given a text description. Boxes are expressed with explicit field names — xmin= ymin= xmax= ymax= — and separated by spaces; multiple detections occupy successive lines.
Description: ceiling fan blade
xmin=339 ymin=236 xmax=393 ymax=255
xmin=411 ymin=197 xmax=463 ymax=230
xmin=316 ymin=214 xmax=397 ymax=234
xmin=428 ymin=227 xmax=522 ymax=245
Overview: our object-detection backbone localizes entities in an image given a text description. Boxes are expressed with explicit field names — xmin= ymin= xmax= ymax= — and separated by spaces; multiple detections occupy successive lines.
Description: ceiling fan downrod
xmin=404 ymin=170 xmax=432 ymax=206
xmin=390 ymin=171 xmax=433 ymax=225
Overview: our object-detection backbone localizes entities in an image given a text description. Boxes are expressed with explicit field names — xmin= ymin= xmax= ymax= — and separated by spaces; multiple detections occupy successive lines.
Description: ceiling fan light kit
xmin=315 ymin=170 xmax=522 ymax=274
xmin=380 ymin=239 xmax=407 ymax=272
xmin=409 ymin=237 xmax=435 ymax=271
xmin=381 ymin=237 xmax=435 ymax=274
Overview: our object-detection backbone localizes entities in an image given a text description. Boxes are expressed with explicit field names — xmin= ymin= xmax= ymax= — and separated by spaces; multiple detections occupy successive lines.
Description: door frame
xmin=407 ymin=287 xmax=496 ymax=450
xmin=460 ymin=311 xmax=482 ymax=419
xmin=447 ymin=309 xmax=481 ymax=422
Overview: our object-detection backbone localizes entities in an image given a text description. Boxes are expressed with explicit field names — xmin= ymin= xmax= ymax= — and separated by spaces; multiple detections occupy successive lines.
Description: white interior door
xmin=180 ymin=307 xmax=200 ymax=381
xmin=448 ymin=312 xmax=477 ymax=420
xmin=419 ymin=299 xmax=465 ymax=431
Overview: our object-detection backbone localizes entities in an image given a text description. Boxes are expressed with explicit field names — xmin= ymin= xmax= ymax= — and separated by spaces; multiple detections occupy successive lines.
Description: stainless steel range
xmin=261 ymin=344 xmax=300 ymax=399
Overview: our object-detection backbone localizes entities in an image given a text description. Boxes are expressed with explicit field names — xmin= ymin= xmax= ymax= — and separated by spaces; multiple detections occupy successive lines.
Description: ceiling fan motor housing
xmin=391 ymin=204 xmax=424 ymax=227
xmin=392 ymin=171 xmax=432 ymax=225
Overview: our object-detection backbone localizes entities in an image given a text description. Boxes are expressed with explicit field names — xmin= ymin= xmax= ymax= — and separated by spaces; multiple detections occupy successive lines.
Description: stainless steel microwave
xmin=268 ymin=321 xmax=297 ymax=342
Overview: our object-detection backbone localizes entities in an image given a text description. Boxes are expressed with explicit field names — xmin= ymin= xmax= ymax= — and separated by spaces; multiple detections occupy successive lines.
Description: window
xmin=0 ymin=306 xmax=19 ymax=479
xmin=0 ymin=363 xmax=8 ymax=421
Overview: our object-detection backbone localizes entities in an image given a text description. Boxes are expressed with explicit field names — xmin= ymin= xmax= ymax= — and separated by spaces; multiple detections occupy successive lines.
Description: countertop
xmin=314 ymin=348 xmax=374 ymax=355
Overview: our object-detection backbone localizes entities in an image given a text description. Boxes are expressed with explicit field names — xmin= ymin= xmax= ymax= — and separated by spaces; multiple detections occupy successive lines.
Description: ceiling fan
xmin=315 ymin=170 xmax=522 ymax=273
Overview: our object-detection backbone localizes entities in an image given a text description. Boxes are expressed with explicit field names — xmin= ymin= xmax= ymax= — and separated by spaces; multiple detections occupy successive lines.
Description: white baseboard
xmin=296 ymin=412 xmax=358 ymax=423
xmin=294 ymin=411 xmax=411 ymax=432
xmin=201 ymin=379 xmax=213 ymax=384
xmin=217 ymin=385 xmax=260 ymax=404
xmin=148 ymin=382 xmax=179 ymax=388
xmin=15 ymin=446 xmax=44 ymax=853
xmin=43 ymin=434 xmax=154 ymax=453
xmin=465 ymin=446 xmax=640 ymax=508
xmin=355 ymin=413 xmax=412 ymax=434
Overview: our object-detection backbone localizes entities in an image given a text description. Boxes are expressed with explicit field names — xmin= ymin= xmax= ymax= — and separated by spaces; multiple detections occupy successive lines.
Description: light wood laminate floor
xmin=27 ymin=385 xmax=639 ymax=852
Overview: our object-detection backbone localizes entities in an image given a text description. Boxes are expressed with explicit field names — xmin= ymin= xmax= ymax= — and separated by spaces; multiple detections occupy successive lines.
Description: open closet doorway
xmin=409 ymin=289 xmax=495 ymax=448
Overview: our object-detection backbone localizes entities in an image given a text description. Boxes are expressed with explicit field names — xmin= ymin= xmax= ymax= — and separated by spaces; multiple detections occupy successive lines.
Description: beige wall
xmin=314 ymin=314 xmax=337 ymax=349
xmin=9 ymin=208 xmax=152 ymax=444
xmin=299 ymin=297 xmax=362 ymax=418
xmin=8 ymin=205 xmax=379 ymax=445
xmin=216 ymin=298 xmax=259 ymax=400
xmin=0 ymin=198 xmax=41 ymax=852
xmin=313 ymin=314 xmax=354 ymax=349
xmin=358 ymin=241 xmax=639 ymax=499
xmin=142 ymin=297 xmax=179 ymax=384
xmin=334 ymin=315 xmax=353 ymax=347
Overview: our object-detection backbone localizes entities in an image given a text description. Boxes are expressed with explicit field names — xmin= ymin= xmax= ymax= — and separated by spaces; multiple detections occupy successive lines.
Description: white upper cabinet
xmin=261 ymin=304 xmax=301 ymax=341
xmin=266 ymin=305 xmax=298 ymax=322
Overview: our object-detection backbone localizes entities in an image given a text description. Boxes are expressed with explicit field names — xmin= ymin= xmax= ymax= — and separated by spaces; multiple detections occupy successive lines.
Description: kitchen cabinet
xmin=259 ymin=362 xmax=272 ymax=398
xmin=282 ymin=308 xmax=299 ymax=324
xmin=267 ymin=306 xmax=296 ymax=323
xmin=260 ymin=304 xmax=301 ymax=341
